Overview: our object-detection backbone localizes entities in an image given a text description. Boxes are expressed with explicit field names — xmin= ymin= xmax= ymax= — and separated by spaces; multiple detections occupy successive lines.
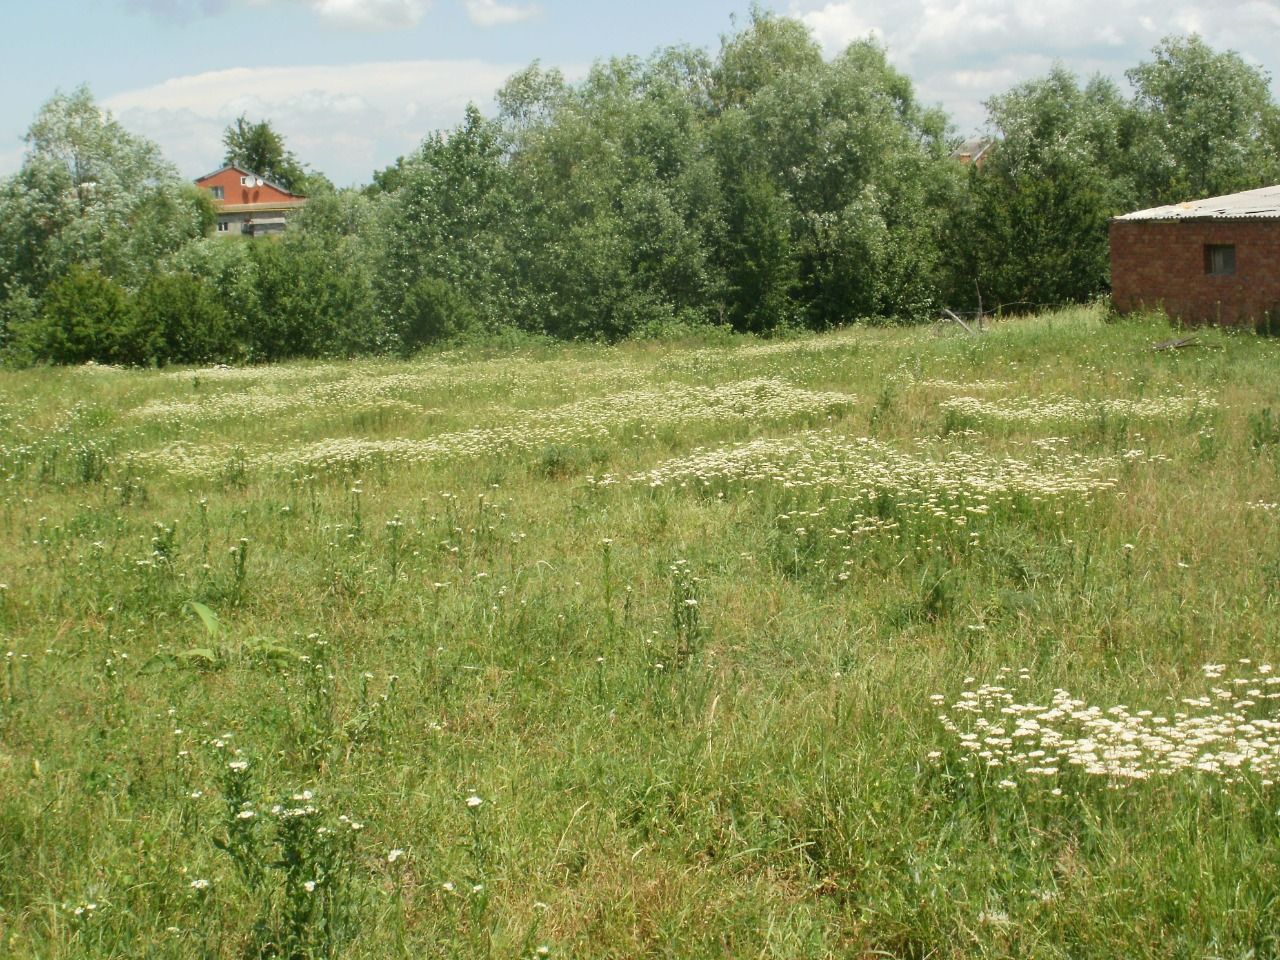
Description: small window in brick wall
xmin=1205 ymin=244 xmax=1236 ymax=276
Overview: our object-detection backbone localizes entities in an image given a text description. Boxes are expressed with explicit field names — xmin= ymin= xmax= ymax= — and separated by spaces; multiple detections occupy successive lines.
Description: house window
xmin=1205 ymin=244 xmax=1236 ymax=276
xmin=216 ymin=221 xmax=229 ymax=232
xmin=210 ymin=186 xmax=224 ymax=200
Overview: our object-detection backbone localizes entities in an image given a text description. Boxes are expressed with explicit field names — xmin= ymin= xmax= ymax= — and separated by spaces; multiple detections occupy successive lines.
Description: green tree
xmin=400 ymin=275 xmax=475 ymax=351
xmin=495 ymin=52 xmax=723 ymax=337
xmin=376 ymin=104 xmax=513 ymax=341
xmin=793 ymin=39 xmax=957 ymax=323
xmin=8 ymin=264 xmax=134 ymax=364
xmin=964 ymin=68 xmax=1136 ymax=310
xmin=165 ymin=237 xmax=263 ymax=352
xmin=244 ymin=226 xmax=382 ymax=362
xmin=222 ymin=115 xmax=310 ymax=193
xmin=704 ymin=9 xmax=814 ymax=331
xmin=710 ymin=7 xmax=824 ymax=113
xmin=1126 ymin=35 xmax=1280 ymax=202
xmin=0 ymin=86 xmax=210 ymax=297
xmin=129 ymin=271 xmax=234 ymax=365
xmin=375 ymin=10 xmax=960 ymax=339
xmin=287 ymin=190 xmax=386 ymax=354
xmin=718 ymin=166 xmax=797 ymax=332
xmin=25 ymin=85 xmax=173 ymax=197
xmin=364 ymin=157 xmax=408 ymax=196
xmin=708 ymin=12 xmax=955 ymax=327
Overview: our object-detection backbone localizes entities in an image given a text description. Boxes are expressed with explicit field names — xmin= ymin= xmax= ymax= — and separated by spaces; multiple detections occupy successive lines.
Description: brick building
xmin=1110 ymin=185 xmax=1280 ymax=328
xmin=195 ymin=165 xmax=307 ymax=238
xmin=951 ymin=137 xmax=994 ymax=169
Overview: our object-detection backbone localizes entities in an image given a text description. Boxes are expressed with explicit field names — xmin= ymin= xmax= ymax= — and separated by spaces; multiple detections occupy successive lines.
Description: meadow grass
xmin=1 ymin=305 xmax=1279 ymax=958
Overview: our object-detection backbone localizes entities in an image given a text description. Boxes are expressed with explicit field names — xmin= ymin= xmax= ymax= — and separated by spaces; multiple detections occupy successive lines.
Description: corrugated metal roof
xmin=1115 ymin=184 xmax=1280 ymax=222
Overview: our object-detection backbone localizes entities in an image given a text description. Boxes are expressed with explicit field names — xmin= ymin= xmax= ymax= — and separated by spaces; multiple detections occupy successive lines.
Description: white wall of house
xmin=214 ymin=211 xmax=293 ymax=238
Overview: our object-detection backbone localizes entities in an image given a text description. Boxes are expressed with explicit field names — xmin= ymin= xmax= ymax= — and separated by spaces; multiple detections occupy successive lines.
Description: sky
xmin=2 ymin=0 xmax=1278 ymax=187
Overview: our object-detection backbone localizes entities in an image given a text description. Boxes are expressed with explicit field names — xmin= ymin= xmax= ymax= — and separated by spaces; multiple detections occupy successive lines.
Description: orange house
xmin=195 ymin=165 xmax=307 ymax=238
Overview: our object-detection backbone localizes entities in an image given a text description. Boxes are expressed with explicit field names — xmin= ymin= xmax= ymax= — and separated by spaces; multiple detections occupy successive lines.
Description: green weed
xmin=0 ymin=307 xmax=1277 ymax=958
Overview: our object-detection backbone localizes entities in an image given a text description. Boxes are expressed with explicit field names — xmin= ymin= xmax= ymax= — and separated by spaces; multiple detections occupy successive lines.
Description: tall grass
xmin=0 ymin=305 xmax=1278 ymax=957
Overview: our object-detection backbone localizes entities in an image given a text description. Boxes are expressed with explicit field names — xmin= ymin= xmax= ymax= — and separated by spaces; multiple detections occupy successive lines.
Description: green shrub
xmin=0 ymin=283 xmax=39 ymax=358
xmin=247 ymin=239 xmax=386 ymax=362
xmin=399 ymin=275 xmax=476 ymax=353
xmin=130 ymin=271 xmax=238 ymax=365
xmin=9 ymin=265 xmax=134 ymax=364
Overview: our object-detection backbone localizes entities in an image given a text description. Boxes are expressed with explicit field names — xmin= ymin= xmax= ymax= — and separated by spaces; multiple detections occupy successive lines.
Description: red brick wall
xmin=195 ymin=167 xmax=303 ymax=206
xmin=1110 ymin=219 xmax=1280 ymax=326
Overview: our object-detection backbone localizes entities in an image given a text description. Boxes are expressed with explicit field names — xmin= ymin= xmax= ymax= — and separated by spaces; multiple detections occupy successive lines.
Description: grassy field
xmin=2 ymin=305 xmax=1279 ymax=958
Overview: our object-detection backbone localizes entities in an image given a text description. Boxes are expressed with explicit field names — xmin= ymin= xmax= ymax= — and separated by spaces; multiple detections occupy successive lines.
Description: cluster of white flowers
xmin=939 ymin=392 xmax=1217 ymax=426
xmin=632 ymin=430 xmax=1117 ymax=497
xmin=272 ymin=802 xmax=319 ymax=819
xmin=596 ymin=430 xmax=1138 ymax=582
xmin=656 ymin=329 xmax=867 ymax=375
xmin=74 ymin=361 xmax=126 ymax=375
xmin=134 ymin=379 xmax=853 ymax=477
xmin=618 ymin=431 xmax=1118 ymax=559
xmin=135 ymin=379 xmax=427 ymax=424
xmin=934 ymin=663 xmax=1280 ymax=790
xmin=906 ymin=378 xmax=1014 ymax=393
xmin=0 ymin=408 xmax=120 ymax=481
xmin=159 ymin=362 xmax=347 ymax=385
xmin=146 ymin=354 xmax=650 ymax=425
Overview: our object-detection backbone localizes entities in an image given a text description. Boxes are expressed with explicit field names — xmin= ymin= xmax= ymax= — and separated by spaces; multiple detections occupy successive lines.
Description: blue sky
xmin=3 ymin=1 xmax=1278 ymax=186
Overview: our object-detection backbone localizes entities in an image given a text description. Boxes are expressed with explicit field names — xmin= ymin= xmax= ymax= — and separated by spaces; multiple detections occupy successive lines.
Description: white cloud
xmin=799 ymin=3 xmax=881 ymax=48
xmin=789 ymin=0 xmax=1280 ymax=134
xmin=125 ymin=0 xmax=544 ymax=28
xmin=126 ymin=0 xmax=432 ymax=28
xmin=300 ymin=0 xmax=431 ymax=29
xmin=463 ymin=0 xmax=538 ymax=26
xmin=124 ymin=0 xmax=232 ymax=20
xmin=104 ymin=60 xmax=522 ymax=184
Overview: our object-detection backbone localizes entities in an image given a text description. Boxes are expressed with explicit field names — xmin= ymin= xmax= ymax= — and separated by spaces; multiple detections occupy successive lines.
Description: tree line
xmin=1 ymin=11 xmax=1277 ymax=366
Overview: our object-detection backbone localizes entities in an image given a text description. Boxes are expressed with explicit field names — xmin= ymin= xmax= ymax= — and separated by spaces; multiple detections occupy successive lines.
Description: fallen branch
xmin=942 ymin=308 xmax=977 ymax=335
xmin=1151 ymin=335 xmax=1199 ymax=352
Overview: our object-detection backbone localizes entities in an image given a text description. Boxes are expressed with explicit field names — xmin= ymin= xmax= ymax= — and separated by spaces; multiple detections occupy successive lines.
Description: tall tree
xmin=1126 ymin=35 xmax=1280 ymax=203
xmin=222 ymin=115 xmax=309 ymax=193
xmin=0 ymin=85 xmax=211 ymax=300
xmin=709 ymin=11 xmax=955 ymax=326
xmin=495 ymin=52 xmax=724 ymax=337
xmin=376 ymin=104 xmax=512 ymax=343
xmin=962 ymin=68 xmax=1137 ymax=310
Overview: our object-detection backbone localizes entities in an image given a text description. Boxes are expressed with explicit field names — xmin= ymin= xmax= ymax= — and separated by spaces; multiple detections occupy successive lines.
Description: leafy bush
xmin=9 ymin=265 xmax=134 ymax=364
xmin=0 ymin=283 xmax=39 ymax=356
xmin=130 ymin=271 xmax=238 ymax=365
xmin=399 ymin=275 xmax=476 ymax=353
xmin=167 ymin=238 xmax=263 ymax=349
xmin=247 ymin=235 xmax=386 ymax=362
